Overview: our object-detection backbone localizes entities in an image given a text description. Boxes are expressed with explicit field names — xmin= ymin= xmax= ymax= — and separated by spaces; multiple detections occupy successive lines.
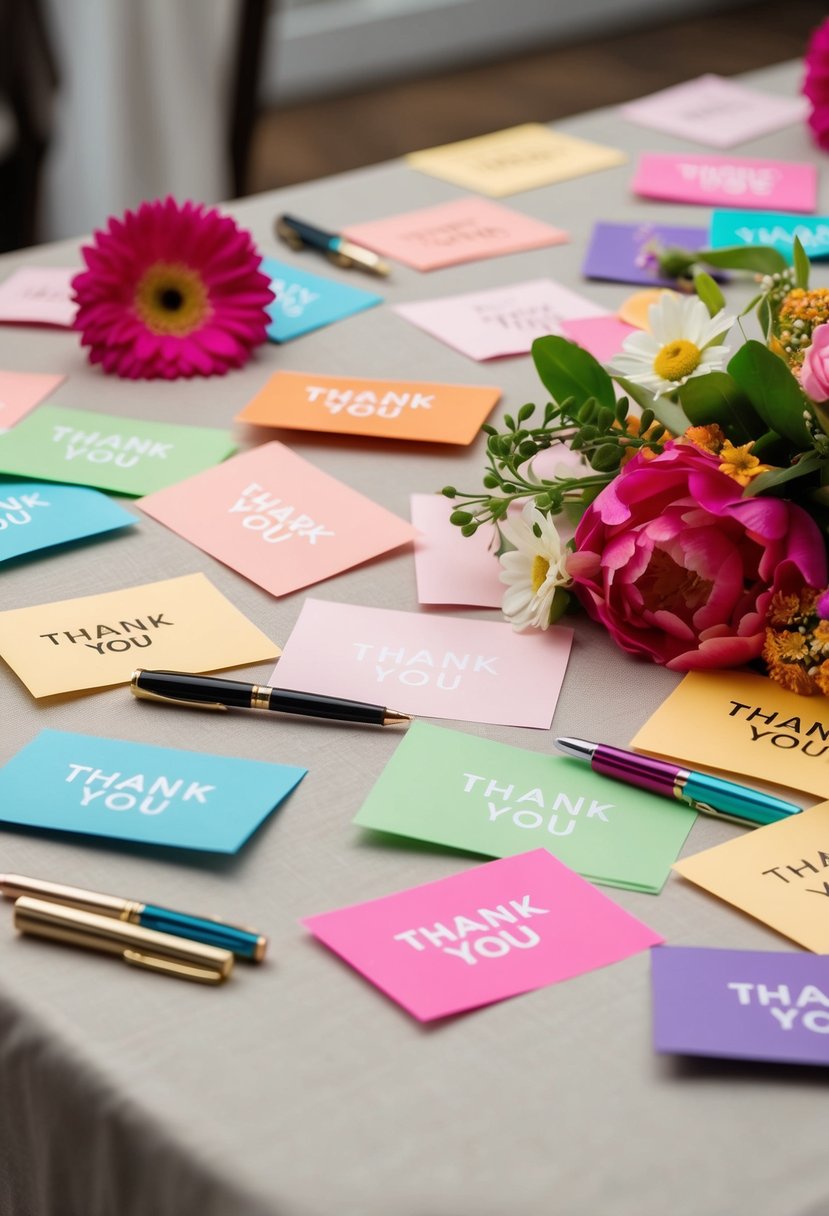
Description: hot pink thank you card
xmin=139 ymin=442 xmax=417 ymax=598
xmin=632 ymin=153 xmax=817 ymax=213
xmin=343 ymin=197 xmax=568 ymax=271
xmin=270 ymin=598 xmax=573 ymax=727
xmin=303 ymin=849 xmax=663 ymax=1021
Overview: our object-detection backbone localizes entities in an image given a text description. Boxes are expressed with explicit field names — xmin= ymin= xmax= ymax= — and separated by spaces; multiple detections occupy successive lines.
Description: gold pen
xmin=14 ymin=897 xmax=234 ymax=985
xmin=0 ymin=873 xmax=267 ymax=962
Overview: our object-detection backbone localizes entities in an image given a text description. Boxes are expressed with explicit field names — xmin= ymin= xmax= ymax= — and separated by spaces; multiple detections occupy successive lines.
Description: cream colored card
xmin=673 ymin=802 xmax=829 ymax=953
xmin=406 ymin=124 xmax=627 ymax=197
xmin=631 ymin=670 xmax=829 ymax=798
xmin=0 ymin=573 xmax=280 ymax=698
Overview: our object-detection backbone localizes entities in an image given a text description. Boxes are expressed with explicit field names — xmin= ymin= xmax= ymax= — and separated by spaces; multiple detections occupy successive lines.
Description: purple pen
xmin=555 ymin=736 xmax=802 ymax=828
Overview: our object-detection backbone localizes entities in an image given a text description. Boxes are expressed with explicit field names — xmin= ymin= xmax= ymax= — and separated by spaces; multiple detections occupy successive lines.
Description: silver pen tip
xmin=554 ymin=737 xmax=597 ymax=761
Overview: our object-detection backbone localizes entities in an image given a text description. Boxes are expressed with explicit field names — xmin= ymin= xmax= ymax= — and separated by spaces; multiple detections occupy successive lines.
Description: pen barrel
xmin=14 ymin=898 xmax=234 ymax=978
xmin=268 ymin=687 xmax=386 ymax=725
xmin=681 ymin=771 xmax=801 ymax=825
xmin=140 ymin=904 xmax=266 ymax=961
xmin=592 ymin=744 xmax=681 ymax=798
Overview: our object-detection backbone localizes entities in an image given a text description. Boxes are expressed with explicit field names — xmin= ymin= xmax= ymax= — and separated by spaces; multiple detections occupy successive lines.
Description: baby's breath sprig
xmin=442 ymin=393 xmax=669 ymax=535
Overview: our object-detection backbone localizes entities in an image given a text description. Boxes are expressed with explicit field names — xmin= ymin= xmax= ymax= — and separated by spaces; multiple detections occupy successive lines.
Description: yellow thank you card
xmin=0 ymin=573 xmax=280 ymax=698
xmin=631 ymin=670 xmax=829 ymax=798
xmin=673 ymin=801 xmax=829 ymax=953
xmin=406 ymin=124 xmax=626 ymax=197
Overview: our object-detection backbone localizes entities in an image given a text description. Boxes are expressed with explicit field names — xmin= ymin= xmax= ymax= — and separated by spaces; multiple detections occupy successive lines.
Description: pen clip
xmin=131 ymin=687 xmax=227 ymax=712
xmin=130 ymin=673 xmax=227 ymax=712
xmin=123 ymin=949 xmax=227 ymax=985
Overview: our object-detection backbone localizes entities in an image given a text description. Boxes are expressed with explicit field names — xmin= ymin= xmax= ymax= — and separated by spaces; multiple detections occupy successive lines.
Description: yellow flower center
xmin=717 ymin=440 xmax=772 ymax=487
xmin=531 ymin=555 xmax=550 ymax=593
xmin=652 ymin=338 xmax=702 ymax=382
xmin=134 ymin=262 xmax=211 ymax=336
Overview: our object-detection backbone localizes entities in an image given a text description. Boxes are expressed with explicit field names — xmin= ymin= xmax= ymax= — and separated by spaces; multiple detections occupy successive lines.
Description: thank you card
xmin=0 ymin=730 xmax=306 ymax=852
xmin=651 ymin=946 xmax=829 ymax=1066
xmin=304 ymin=849 xmax=662 ymax=1020
xmin=354 ymin=722 xmax=696 ymax=892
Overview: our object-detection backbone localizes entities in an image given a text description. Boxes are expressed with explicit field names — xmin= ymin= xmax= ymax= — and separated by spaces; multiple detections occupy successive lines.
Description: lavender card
xmin=651 ymin=946 xmax=829 ymax=1067
xmin=582 ymin=222 xmax=709 ymax=287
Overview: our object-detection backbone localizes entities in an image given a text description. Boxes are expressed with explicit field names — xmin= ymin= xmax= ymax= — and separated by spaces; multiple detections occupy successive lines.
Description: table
xmin=1 ymin=60 xmax=826 ymax=1216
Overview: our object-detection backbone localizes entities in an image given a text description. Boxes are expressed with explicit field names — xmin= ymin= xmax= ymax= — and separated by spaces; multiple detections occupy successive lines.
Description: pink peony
xmin=802 ymin=322 xmax=829 ymax=402
xmin=567 ymin=442 xmax=827 ymax=671
xmin=72 ymin=197 xmax=274 ymax=379
xmin=804 ymin=18 xmax=829 ymax=151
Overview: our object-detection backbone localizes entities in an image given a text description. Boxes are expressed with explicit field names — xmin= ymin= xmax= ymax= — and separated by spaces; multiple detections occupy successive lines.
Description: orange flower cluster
xmin=762 ymin=586 xmax=829 ymax=695
xmin=682 ymin=425 xmax=773 ymax=486
xmin=777 ymin=287 xmax=829 ymax=367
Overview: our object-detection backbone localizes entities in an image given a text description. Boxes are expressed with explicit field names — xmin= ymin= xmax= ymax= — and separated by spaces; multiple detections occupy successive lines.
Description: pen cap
xmin=0 ymin=873 xmax=128 ymax=916
xmin=682 ymin=770 xmax=802 ymax=826
xmin=14 ymin=898 xmax=234 ymax=981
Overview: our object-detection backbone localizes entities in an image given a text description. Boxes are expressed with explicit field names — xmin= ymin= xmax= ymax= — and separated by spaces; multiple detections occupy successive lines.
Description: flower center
xmin=653 ymin=338 xmax=701 ymax=382
xmin=636 ymin=547 xmax=712 ymax=625
xmin=531 ymin=555 xmax=550 ymax=593
xmin=134 ymin=262 xmax=211 ymax=336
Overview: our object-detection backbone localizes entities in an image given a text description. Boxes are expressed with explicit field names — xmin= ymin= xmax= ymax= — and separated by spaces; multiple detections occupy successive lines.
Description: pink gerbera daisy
xmin=71 ymin=197 xmax=274 ymax=379
xmin=804 ymin=17 xmax=829 ymax=152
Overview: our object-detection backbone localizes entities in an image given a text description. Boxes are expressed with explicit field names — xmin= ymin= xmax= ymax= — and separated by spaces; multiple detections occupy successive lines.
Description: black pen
xmin=274 ymin=213 xmax=390 ymax=277
xmin=130 ymin=669 xmax=411 ymax=727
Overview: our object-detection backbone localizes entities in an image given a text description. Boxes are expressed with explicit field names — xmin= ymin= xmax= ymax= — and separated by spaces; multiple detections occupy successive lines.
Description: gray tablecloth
xmin=1 ymin=61 xmax=826 ymax=1216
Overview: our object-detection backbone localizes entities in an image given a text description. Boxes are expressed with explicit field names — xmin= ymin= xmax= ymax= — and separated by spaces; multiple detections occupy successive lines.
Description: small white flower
xmin=610 ymin=291 xmax=736 ymax=398
xmin=498 ymin=503 xmax=571 ymax=632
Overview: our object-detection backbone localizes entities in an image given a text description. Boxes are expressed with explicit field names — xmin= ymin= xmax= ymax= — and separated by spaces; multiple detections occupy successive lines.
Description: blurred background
xmin=0 ymin=0 xmax=825 ymax=252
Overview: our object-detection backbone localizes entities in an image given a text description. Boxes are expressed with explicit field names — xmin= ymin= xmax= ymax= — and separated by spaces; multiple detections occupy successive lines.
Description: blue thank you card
xmin=261 ymin=256 xmax=382 ymax=341
xmin=0 ymin=479 xmax=136 ymax=563
xmin=709 ymin=209 xmax=829 ymax=262
xmin=0 ymin=730 xmax=307 ymax=853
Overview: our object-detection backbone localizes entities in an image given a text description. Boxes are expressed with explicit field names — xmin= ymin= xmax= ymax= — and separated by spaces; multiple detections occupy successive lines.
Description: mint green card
xmin=0 ymin=405 xmax=236 ymax=496
xmin=354 ymin=721 xmax=696 ymax=893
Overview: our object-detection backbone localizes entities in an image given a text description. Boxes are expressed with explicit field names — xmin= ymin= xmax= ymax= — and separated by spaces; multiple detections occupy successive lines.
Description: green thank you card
xmin=353 ymin=721 xmax=696 ymax=893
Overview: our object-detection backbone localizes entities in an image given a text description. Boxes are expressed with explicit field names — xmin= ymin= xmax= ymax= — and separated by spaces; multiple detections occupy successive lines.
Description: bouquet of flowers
xmin=444 ymin=238 xmax=829 ymax=696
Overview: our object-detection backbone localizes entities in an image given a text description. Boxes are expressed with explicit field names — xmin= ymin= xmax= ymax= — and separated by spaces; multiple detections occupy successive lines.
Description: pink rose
xmin=802 ymin=323 xmax=829 ymax=402
xmin=567 ymin=442 xmax=827 ymax=671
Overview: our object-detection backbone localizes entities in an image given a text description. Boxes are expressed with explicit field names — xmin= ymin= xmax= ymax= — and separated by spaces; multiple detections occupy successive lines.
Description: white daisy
xmin=610 ymin=291 xmax=736 ymax=398
xmin=498 ymin=503 xmax=571 ymax=632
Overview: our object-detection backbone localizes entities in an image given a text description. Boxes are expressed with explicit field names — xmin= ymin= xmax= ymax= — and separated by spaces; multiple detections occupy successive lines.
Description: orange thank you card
xmin=236 ymin=371 xmax=501 ymax=446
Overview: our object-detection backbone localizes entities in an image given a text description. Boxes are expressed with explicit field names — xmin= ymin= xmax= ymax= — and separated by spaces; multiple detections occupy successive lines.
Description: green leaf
xmin=532 ymin=336 xmax=616 ymax=413
xmin=677 ymin=371 xmax=763 ymax=443
xmin=727 ymin=341 xmax=811 ymax=447
xmin=697 ymin=245 xmax=789 ymax=275
xmin=756 ymin=296 xmax=772 ymax=342
xmin=793 ymin=235 xmax=810 ymax=290
xmin=547 ymin=587 xmax=571 ymax=625
xmin=742 ymin=451 xmax=823 ymax=497
xmin=613 ymin=376 xmax=691 ymax=436
xmin=693 ymin=271 xmax=726 ymax=318
xmin=751 ymin=429 xmax=790 ymax=463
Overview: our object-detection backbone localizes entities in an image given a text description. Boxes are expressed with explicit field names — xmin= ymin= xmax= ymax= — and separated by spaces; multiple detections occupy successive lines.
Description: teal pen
xmin=275 ymin=213 xmax=391 ymax=276
xmin=554 ymin=737 xmax=802 ymax=827
xmin=0 ymin=874 xmax=267 ymax=961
